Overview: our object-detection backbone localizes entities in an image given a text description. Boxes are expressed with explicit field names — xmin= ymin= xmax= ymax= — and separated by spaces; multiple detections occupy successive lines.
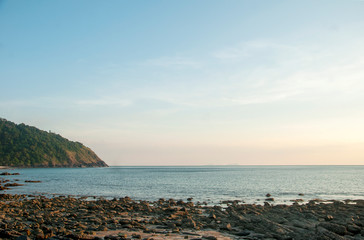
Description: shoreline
xmin=1 ymin=194 xmax=363 ymax=240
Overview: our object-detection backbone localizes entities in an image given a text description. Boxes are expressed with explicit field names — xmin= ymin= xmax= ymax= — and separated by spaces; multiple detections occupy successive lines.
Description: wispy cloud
xmin=75 ymin=98 xmax=132 ymax=107
xmin=0 ymin=97 xmax=133 ymax=108
xmin=0 ymin=100 xmax=39 ymax=107
xmin=223 ymin=91 xmax=300 ymax=106
xmin=212 ymin=40 xmax=302 ymax=61
xmin=142 ymin=56 xmax=202 ymax=68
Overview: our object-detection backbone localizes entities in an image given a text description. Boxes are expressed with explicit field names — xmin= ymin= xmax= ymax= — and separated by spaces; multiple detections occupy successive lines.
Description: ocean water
xmin=2 ymin=166 xmax=364 ymax=205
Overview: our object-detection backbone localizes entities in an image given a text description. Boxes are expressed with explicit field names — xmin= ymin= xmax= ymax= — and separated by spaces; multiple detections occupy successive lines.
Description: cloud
xmin=142 ymin=56 xmax=202 ymax=68
xmin=212 ymin=40 xmax=301 ymax=61
xmin=223 ymin=91 xmax=300 ymax=106
xmin=75 ymin=98 xmax=132 ymax=107
xmin=0 ymin=100 xmax=37 ymax=107
xmin=0 ymin=97 xmax=133 ymax=109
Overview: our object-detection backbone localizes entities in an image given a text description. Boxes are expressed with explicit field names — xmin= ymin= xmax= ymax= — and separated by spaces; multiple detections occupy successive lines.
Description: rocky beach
xmin=1 ymin=171 xmax=364 ymax=240
xmin=1 ymin=194 xmax=364 ymax=239
xmin=0 ymin=172 xmax=364 ymax=240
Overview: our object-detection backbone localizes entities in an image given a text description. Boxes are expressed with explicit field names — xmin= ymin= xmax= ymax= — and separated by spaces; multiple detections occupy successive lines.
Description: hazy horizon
xmin=1 ymin=0 xmax=364 ymax=165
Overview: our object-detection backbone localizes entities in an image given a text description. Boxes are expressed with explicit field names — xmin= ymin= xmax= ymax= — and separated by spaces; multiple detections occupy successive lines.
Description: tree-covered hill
xmin=0 ymin=118 xmax=108 ymax=168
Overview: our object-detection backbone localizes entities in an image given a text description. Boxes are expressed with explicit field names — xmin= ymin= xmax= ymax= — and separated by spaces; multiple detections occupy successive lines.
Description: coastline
xmin=0 ymin=194 xmax=363 ymax=240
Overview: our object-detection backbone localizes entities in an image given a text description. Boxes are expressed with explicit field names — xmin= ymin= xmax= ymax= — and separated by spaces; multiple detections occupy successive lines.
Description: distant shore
xmin=0 ymin=193 xmax=363 ymax=240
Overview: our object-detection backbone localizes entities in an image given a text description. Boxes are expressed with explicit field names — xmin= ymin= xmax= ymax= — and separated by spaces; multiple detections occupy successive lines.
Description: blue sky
xmin=1 ymin=0 xmax=364 ymax=165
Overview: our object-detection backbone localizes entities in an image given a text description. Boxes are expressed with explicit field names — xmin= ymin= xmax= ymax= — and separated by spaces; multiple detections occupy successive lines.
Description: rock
xmin=347 ymin=224 xmax=361 ymax=234
xmin=122 ymin=224 xmax=133 ymax=229
xmin=266 ymin=193 xmax=271 ymax=197
xmin=1 ymin=172 xmax=20 ymax=175
xmin=33 ymin=228 xmax=45 ymax=239
xmin=234 ymin=230 xmax=250 ymax=236
xmin=318 ymin=222 xmax=347 ymax=236
xmin=298 ymin=193 xmax=304 ymax=196
xmin=131 ymin=233 xmax=142 ymax=239
xmin=16 ymin=236 xmax=31 ymax=240
xmin=0 ymin=230 xmax=22 ymax=238
xmin=4 ymin=183 xmax=24 ymax=187
xmin=222 ymin=223 xmax=232 ymax=231
xmin=316 ymin=226 xmax=347 ymax=240
xmin=182 ymin=218 xmax=197 ymax=229
xmin=265 ymin=198 xmax=275 ymax=201
xmin=203 ymin=236 xmax=217 ymax=240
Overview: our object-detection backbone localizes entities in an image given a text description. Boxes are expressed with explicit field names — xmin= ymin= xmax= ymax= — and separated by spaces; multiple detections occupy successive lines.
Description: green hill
xmin=0 ymin=118 xmax=108 ymax=168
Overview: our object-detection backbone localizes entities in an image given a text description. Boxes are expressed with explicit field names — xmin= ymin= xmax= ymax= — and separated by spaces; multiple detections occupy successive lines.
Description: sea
xmin=2 ymin=165 xmax=364 ymax=205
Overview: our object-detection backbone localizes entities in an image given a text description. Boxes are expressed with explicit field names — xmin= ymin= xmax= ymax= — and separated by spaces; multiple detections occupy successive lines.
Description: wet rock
xmin=203 ymin=236 xmax=217 ymax=240
xmin=316 ymin=226 xmax=347 ymax=240
xmin=182 ymin=218 xmax=197 ymax=229
xmin=0 ymin=186 xmax=9 ymax=190
xmin=15 ymin=236 xmax=31 ymax=240
xmin=1 ymin=172 xmax=20 ymax=175
xmin=33 ymin=228 xmax=45 ymax=239
xmin=0 ymin=229 xmax=22 ymax=238
xmin=234 ymin=230 xmax=250 ymax=236
xmin=347 ymin=224 xmax=361 ymax=234
xmin=4 ymin=183 xmax=24 ymax=187
xmin=122 ymin=224 xmax=133 ymax=229
xmin=318 ymin=222 xmax=347 ymax=236
xmin=132 ymin=233 xmax=142 ymax=239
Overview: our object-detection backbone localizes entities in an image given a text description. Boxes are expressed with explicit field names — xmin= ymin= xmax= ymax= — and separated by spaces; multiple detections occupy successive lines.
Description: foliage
xmin=0 ymin=118 xmax=107 ymax=167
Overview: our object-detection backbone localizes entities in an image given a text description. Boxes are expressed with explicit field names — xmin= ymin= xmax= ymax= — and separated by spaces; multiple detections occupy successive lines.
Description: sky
xmin=1 ymin=0 xmax=364 ymax=165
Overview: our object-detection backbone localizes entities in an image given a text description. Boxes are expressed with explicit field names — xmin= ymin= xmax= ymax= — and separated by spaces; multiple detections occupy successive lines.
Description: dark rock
xmin=132 ymin=233 xmax=142 ymax=239
xmin=203 ymin=236 xmax=217 ymax=240
xmin=266 ymin=193 xmax=271 ymax=197
xmin=234 ymin=230 xmax=250 ymax=236
xmin=318 ymin=222 xmax=347 ymax=236
xmin=0 ymin=230 xmax=22 ymax=238
xmin=1 ymin=172 xmax=20 ymax=175
xmin=316 ymin=226 xmax=347 ymax=240
xmin=4 ymin=183 xmax=24 ymax=187
xmin=16 ymin=236 xmax=31 ymax=240
xmin=222 ymin=223 xmax=232 ymax=231
xmin=347 ymin=224 xmax=361 ymax=234
xmin=182 ymin=218 xmax=197 ymax=229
